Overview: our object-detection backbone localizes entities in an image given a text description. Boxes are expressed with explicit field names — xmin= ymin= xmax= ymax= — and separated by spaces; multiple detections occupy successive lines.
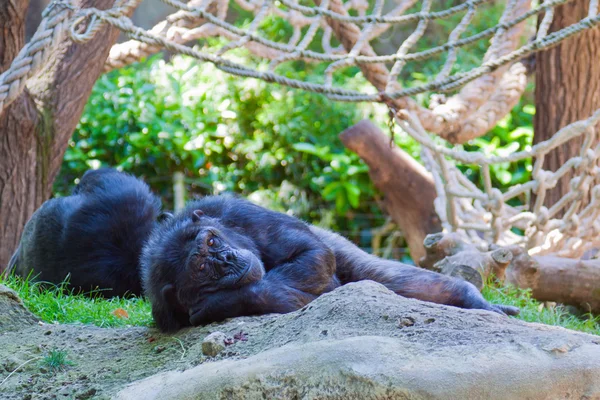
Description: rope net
xmin=1 ymin=0 xmax=600 ymax=258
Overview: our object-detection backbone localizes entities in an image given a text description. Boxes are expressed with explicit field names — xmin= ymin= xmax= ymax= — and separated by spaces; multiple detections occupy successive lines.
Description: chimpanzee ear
xmin=192 ymin=209 xmax=204 ymax=223
xmin=158 ymin=212 xmax=174 ymax=223
xmin=151 ymin=284 xmax=189 ymax=333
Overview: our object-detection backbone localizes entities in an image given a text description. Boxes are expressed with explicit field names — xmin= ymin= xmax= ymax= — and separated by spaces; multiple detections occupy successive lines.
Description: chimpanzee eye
xmin=207 ymin=238 xmax=215 ymax=247
xmin=198 ymin=263 xmax=206 ymax=271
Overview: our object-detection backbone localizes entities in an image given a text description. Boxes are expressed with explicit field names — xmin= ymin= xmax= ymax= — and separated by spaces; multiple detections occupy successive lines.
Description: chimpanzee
xmin=7 ymin=168 xmax=163 ymax=297
xmin=141 ymin=195 xmax=519 ymax=332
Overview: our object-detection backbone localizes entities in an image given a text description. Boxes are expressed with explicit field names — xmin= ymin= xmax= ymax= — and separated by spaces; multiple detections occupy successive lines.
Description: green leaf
xmin=322 ymin=182 xmax=342 ymax=200
xmin=523 ymin=105 xmax=535 ymax=115
xmin=508 ymin=127 xmax=533 ymax=140
xmin=335 ymin=191 xmax=347 ymax=213
xmin=292 ymin=143 xmax=329 ymax=159
xmin=344 ymin=183 xmax=360 ymax=208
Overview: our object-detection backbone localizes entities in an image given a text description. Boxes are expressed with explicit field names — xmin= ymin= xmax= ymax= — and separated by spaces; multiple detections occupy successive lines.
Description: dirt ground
xmin=2 ymin=282 xmax=600 ymax=399
xmin=0 ymin=282 xmax=411 ymax=399
xmin=0 ymin=312 xmax=282 ymax=399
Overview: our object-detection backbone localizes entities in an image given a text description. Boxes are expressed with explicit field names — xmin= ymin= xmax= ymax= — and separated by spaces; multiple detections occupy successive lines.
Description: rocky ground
xmin=1 ymin=282 xmax=599 ymax=399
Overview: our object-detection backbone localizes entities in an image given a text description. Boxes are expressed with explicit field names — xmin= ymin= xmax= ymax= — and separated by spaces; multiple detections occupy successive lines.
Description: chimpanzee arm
xmin=189 ymin=229 xmax=339 ymax=326
xmin=189 ymin=277 xmax=318 ymax=326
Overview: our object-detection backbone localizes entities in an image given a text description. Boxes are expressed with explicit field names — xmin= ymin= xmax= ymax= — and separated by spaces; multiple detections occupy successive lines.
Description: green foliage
xmin=40 ymin=350 xmax=75 ymax=374
xmin=2 ymin=275 xmax=152 ymax=328
xmin=55 ymin=56 xmax=382 ymax=236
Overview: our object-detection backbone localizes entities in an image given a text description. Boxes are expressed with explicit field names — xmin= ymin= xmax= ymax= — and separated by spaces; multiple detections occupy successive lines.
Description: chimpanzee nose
xmin=225 ymin=253 xmax=234 ymax=262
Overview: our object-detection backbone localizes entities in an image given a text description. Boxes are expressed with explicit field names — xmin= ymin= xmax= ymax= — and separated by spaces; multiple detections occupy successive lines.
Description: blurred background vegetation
xmin=53 ymin=0 xmax=535 ymax=261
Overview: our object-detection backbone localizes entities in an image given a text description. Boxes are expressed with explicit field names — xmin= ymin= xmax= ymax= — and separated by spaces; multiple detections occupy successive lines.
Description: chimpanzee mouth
xmin=235 ymin=264 xmax=252 ymax=284
xmin=235 ymin=257 xmax=264 ymax=286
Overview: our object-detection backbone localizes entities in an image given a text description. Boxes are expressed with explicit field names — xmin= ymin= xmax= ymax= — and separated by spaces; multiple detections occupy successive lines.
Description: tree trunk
xmin=534 ymin=0 xmax=600 ymax=208
xmin=0 ymin=0 xmax=129 ymax=271
xmin=0 ymin=0 xmax=39 ymax=273
xmin=340 ymin=120 xmax=441 ymax=263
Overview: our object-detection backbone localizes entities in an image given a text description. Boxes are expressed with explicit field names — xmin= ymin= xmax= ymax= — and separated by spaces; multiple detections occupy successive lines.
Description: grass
xmin=2 ymin=275 xmax=598 ymax=335
xmin=40 ymin=350 xmax=75 ymax=373
xmin=1 ymin=275 xmax=153 ymax=328
xmin=483 ymin=284 xmax=600 ymax=336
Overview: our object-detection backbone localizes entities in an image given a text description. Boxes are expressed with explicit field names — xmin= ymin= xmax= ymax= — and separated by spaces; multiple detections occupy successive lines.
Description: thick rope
xmin=0 ymin=2 xmax=73 ymax=112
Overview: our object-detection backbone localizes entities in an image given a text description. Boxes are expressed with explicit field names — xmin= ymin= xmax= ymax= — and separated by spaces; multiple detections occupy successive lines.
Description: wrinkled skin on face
xmin=176 ymin=212 xmax=265 ymax=313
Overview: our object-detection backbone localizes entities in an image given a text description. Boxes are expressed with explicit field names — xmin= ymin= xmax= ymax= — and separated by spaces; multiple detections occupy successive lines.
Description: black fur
xmin=7 ymin=168 xmax=162 ymax=297
xmin=142 ymin=195 xmax=519 ymax=332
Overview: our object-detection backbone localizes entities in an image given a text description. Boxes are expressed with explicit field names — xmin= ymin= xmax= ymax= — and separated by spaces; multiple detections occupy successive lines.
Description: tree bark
xmin=420 ymin=233 xmax=513 ymax=290
xmin=534 ymin=0 xmax=600 ymax=208
xmin=0 ymin=0 xmax=129 ymax=271
xmin=339 ymin=120 xmax=441 ymax=263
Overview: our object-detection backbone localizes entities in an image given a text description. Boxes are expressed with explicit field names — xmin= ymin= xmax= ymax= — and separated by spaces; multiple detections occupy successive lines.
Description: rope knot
xmin=536 ymin=206 xmax=549 ymax=226
xmin=42 ymin=0 xmax=75 ymax=17
xmin=70 ymin=10 xmax=103 ymax=43
xmin=288 ymin=10 xmax=303 ymax=27
xmin=532 ymin=170 xmax=552 ymax=192
xmin=561 ymin=214 xmax=580 ymax=235
xmin=487 ymin=188 xmax=504 ymax=211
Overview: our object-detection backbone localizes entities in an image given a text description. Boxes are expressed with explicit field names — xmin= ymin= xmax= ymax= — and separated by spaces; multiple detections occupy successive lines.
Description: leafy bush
xmin=55 ymin=56 xmax=386 ymax=239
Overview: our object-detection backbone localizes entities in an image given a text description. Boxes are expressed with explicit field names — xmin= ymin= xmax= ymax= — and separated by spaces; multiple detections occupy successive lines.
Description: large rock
xmin=116 ymin=281 xmax=600 ymax=399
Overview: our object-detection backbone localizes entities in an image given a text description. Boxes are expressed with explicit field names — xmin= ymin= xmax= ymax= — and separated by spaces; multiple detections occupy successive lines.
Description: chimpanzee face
xmin=141 ymin=208 xmax=266 ymax=332
xmin=148 ymin=210 xmax=265 ymax=316
xmin=178 ymin=211 xmax=265 ymax=297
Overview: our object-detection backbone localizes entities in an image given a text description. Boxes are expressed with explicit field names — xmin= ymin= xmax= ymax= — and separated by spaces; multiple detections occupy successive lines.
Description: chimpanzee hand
xmin=460 ymin=281 xmax=520 ymax=316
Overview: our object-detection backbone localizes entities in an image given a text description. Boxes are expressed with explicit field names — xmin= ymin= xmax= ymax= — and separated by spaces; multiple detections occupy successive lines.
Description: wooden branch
xmin=104 ymin=0 xmax=221 ymax=72
xmin=420 ymin=233 xmax=600 ymax=312
xmin=340 ymin=120 xmax=441 ymax=263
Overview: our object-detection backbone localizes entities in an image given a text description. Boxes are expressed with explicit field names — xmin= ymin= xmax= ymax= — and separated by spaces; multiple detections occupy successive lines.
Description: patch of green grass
xmin=483 ymin=284 xmax=600 ymax=336
xmin=1 ymin=275 xmax=153 ymax=328
xmin=40 ymin=349 xmax=75 ymax=373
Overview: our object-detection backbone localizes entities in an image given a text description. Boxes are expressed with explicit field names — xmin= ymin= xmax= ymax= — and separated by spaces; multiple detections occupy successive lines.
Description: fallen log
xmin=506 ymin=246 xmax=600 ymax=313
xmin=339 ymin=120 xmax=441 ymax=263
xmin=421 ymin=232 xmax=600 ymax=313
